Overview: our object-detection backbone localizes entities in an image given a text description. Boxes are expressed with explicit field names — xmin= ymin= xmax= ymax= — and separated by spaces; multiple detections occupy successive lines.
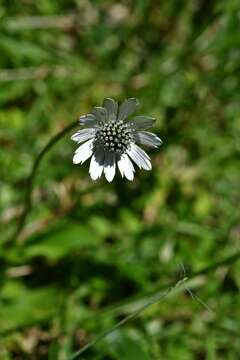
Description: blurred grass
xmin=0 ymin=0 xmax=240 ymax=359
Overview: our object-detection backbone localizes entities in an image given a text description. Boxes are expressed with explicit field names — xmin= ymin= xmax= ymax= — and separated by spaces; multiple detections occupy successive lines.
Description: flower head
xmin=71 ymin=98 xmax=162 ymax=182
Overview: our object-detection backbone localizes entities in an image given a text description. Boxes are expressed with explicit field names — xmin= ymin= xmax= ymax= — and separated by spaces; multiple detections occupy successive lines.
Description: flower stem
xmin=5 ymin=120 xmax=79 ymax=248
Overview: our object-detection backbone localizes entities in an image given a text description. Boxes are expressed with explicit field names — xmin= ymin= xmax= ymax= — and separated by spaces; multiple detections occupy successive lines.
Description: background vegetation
xmin=0 ymin=0 xmax=240 ymax=359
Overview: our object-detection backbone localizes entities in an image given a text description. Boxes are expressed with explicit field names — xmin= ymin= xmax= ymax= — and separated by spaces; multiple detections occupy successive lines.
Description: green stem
xmin=67 ymin=250 xmax=240 ymax=359
xmin=5 ymin=120 xmax=78 ymax=248
xmin=68 ymin=278 xmax=187 ymax=360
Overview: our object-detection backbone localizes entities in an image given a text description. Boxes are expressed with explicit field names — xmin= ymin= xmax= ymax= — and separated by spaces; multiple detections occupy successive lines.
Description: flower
xmin=71 ymin=98 xmax=162 ymax=182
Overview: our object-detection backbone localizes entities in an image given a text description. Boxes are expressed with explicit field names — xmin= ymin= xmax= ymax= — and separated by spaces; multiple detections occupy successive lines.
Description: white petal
xmin=118 ymin=98 xmax=139 ymax=121
xmin=127 ymin=145 xmax=144 ymax=169
xmin=129 ymin=116 xmax=156 ymax=130
xmin=73 ymin=139 xmax=94 ymax=164
xmin=104 ymin=152 xmax=116 ymax=182
xmin=103 ymin=98 xmax=118 ymax=121
xmin=71 ymin=128 xmax=97 ymax=143
xmin=131 ymin=143 xmax=150 ymax=160
xmin=89 ymin=150 xmax=104 ymax=180
xmin=127 ymin=143 xmax=152 ymax=170
xmin=117 ymin=154 xmax=135 ymax=181
xmin=134 ymin=131 xmax=162 ymax=147
xmin=79 ymin=114 xmax=99 ymax=127
xmin=92 ymin=107 xmax=107 ymax=123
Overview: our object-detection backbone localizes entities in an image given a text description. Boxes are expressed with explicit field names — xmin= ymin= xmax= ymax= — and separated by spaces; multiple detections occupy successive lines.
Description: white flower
xmin=71 ymin=98 xmax=162 ymax=182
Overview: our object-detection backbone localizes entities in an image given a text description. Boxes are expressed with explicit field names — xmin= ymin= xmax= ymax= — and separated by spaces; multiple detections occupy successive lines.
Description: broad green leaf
xmin=0 ymin=281 xmax=59 ymax=333
xmin=25 ymin=222 xmax=101 ymax=260
xmin=108 ymin=331 xmax=151 ymax=360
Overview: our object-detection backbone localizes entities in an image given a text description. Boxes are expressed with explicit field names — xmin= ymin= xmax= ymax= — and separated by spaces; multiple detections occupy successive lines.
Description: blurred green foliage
xmin=0 ymin=0 xmax=240 ymax=359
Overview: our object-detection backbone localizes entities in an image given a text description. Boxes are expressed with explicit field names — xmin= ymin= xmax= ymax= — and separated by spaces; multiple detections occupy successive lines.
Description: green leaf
xmin=0 ymin=35 xmax=50 ymax=64
xmin=25 ymin=222 xmax=101 ymax=260
xmin=108 ymin=331 xmax=151 ymax=360
xmin=0 ymin=281 xmax=59 ymax=333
